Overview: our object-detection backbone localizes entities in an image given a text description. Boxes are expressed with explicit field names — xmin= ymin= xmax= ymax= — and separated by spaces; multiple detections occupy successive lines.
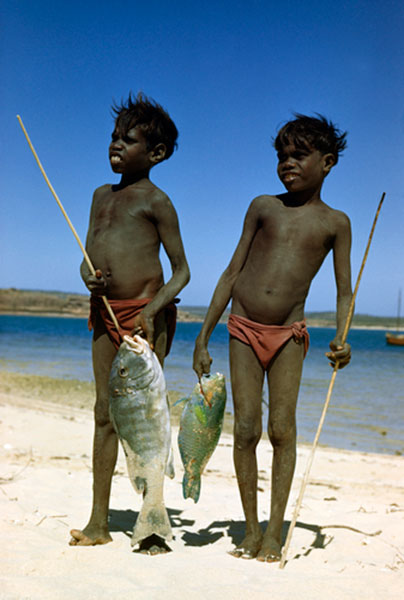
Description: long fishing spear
xmin=16 ymin=115 xmax=121 ymax=334
xmin=279 ymin=192 xmax=386 ymax=569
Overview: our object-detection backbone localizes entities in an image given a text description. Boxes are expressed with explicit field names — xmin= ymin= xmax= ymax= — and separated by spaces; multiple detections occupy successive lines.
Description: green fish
xmin=177 ymin=373 xmax=226 ymax=502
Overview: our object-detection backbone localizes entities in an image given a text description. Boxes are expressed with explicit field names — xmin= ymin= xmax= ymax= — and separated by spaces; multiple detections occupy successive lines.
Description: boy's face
xmin=277 ymin=143 xmax=334 ymax=193
xmin=109 ymin=125 xmax=154 ymax=175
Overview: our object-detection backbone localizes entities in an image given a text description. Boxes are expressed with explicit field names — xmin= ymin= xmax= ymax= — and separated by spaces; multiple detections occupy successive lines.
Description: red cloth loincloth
xmin=227 ymin=313 xmax=309 ymax=370
xmin=88 ymin=296 xmax=177 ymax=354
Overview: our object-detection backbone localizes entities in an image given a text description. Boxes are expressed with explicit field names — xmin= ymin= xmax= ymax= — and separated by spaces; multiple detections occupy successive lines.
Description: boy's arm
xmin=80 ymin=189 xmax=108 ymax=296
xmin=134 ymin=194 xmax=190 ymax=347
xmin=325 ymin=211 xmax=353 ymax=369
xmin=193 ymin=198 xmax=262 ymax=378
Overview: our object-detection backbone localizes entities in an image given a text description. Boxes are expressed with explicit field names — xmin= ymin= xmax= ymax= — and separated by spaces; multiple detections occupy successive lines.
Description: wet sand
xmin=1 ymin=373 xmax=403 ymax=599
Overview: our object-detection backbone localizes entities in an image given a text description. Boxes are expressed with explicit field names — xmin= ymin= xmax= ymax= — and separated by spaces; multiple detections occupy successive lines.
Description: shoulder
xmin=92 ymin=183 xmax=111 ymax=201
xmin=250 ymin=194 xmax=278 ymax=207
xmin=323 ymin=203 xmax=351 ymax=227
xmin=247 ymin=195 xmax=284 ymax=223
xmin=246 ymin=194 xmax=279 ymax=215
xmin=319 ymin=202 xmax=351 ymax=239
xmin=147 ymin=184 xmax=175 ymax=210
xmin=88 ymin=185 xmax=112 ymax=213
xmin=94 ymin=183 xmax=111 ymax=194
xmin=138 ymin=183 xmax=178 ymax=221
xmin=122 ymin=180 xmax=172 ymax=208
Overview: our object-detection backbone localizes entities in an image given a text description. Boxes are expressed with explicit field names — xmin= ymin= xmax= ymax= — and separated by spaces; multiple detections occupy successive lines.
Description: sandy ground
xmin=1 ymin=388 xmax=403 ymax=600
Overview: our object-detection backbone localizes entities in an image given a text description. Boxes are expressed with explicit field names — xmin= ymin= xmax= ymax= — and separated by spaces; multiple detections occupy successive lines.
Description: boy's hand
xmin=132 ymin=312 xmax=155 ymax=350
xmin=85 ymin=269 xmax=107 ymax=295
xmin=325 ymin=339 xmax=351 ymax=369
xmin=193 ymin=344 xmax=213 ymax=379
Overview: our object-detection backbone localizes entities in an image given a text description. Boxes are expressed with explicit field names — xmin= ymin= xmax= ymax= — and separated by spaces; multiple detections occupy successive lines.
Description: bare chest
xmin=90 ymin=191 xmax=153 ymax=240
xmin=255 ymin=206 xmax=335 ymax=256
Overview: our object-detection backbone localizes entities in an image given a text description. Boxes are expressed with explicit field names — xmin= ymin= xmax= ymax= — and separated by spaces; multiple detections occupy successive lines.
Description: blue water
xmin=1 ymin=315 xmax=403 ymax=455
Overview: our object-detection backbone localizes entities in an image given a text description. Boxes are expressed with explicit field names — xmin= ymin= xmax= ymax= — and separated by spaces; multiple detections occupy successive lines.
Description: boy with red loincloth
xmin=70 ymin=93 xmax=190 ymax=554
xmin=193 ymin=114 xmax=352 ymax=562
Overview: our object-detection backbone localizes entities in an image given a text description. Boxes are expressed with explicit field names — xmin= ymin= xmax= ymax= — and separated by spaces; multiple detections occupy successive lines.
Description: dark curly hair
xmin=112 ymin=92 xmax=178 ymax=159
xmin=274 ymin=114 xmax=347 ymax=164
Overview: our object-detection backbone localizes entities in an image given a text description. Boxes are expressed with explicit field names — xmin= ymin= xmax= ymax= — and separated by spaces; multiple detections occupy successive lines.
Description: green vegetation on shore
xmin=0 ymin=287 xmax=397 ymax=328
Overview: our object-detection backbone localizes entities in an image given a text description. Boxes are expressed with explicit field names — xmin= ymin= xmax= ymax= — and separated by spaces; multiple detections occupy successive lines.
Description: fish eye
xmin=119 ymin=367 xmax=128 ymax=378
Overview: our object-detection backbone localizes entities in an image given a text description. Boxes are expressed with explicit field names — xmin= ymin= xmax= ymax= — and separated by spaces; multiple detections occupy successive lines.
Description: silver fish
xmin=177 ymin=373 xmax=226 ymax=503
xmin=109 ymin=335 xmax=174 ymax=547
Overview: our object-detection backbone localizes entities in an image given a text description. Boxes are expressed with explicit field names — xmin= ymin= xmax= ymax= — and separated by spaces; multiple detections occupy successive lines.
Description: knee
xmin=268 ymin=418 xmax=296 ymax=448
xmin=234 ymin=419 xmax=261 ymax=451
xmin=94 ymin=395 xmax=113 ymax=430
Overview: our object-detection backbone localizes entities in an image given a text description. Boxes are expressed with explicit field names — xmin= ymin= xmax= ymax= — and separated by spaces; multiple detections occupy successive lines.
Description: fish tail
xmin=131 ymin=501 xmax=172 ymax=547
xmin=182 ymin=473 xmax=201 ymax=503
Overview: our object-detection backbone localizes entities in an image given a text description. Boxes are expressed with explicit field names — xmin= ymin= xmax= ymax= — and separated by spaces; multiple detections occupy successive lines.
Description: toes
xmin=68 ymin=529 xmax=111 ymax=546
xmin=69 ymin=529 xmax=93 ymax=546
xmin=257 ymin=551 xmax=281 ymax=563
xmin=228 ymin=548 xmax=257 ymax=560
xmin=266 ymin=554 xmax=281 ymax=563
xmin=240 ymin=549 xmax=256 ymax=560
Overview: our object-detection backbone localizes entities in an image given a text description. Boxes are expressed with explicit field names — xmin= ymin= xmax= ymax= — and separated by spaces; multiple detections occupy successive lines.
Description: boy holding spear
xmin=69 ymin=93 xmax=190 ymax=553
xmin=193 ymin=114 xmax=352 ymax=562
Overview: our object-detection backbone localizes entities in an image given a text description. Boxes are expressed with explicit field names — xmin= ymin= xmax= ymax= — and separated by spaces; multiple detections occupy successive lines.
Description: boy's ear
xmin=149 ymin=143 xmax=167 ymax=164
xmin=323 ymin=153 xmax=335 ymax=176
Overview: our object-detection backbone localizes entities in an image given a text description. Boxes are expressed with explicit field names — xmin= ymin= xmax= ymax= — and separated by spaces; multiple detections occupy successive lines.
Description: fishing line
xmin=16 ymin=115 xmax=121 ymax=335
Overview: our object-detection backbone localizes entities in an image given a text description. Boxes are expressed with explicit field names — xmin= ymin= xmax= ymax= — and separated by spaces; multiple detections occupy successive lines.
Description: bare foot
xmin=256 ymin=535 xmax=281 ymax=563
xmin=136 ymin=534 xmax=171 ymax=555
xmin=69 ymin=528 xmax=112 ymax=546
xmin=228 ymin=532 xmax=263 ymax=559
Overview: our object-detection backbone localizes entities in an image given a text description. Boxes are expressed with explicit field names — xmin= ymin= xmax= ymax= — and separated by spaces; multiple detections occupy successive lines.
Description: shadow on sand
xmin=108 ymin=507 xmax=331 ymax=556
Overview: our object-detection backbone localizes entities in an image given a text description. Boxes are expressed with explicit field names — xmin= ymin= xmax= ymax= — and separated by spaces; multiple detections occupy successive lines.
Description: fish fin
xmin=120 ymin=441 xmax=144 ymax=494
xmin=182 ymin=473 xmax=201 ymax=503
xmin=173 ymin=396 xmax=188 ymax=407
xmin=194 ymin=404 xmax=207 ymax=425
xmin=131 ymin=501 xmax=173 ymax=547
xmin=165 ymin=447 xmax=175 ymax=479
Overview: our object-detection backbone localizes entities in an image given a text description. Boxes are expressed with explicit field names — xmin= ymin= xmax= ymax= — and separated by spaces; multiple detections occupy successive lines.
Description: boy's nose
xmin=283 ymin=156 xmax=297 ymax=169
xmin=110 ymin=140 xmax=123 ymax=151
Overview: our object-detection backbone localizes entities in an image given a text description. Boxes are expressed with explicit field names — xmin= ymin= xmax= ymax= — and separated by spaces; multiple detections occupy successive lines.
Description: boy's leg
xmin=229 ymin=336 xmax=265 ymax=559
xmin=70 ymin=319 xmax=118 ymax=546
xmin=70 ymin=308 xmax=169 ymax=550
xmin=258 ymin=337 xmax=304 ymax=562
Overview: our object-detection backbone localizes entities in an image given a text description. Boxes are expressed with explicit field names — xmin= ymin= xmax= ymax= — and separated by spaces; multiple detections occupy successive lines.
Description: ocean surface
xmin=0 ymin=315 xmax=403 ymax=455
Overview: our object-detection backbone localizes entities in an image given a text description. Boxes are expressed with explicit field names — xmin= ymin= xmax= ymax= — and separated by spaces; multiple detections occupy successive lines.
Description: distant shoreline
xmin=0 ymin=310 xmax=392 ymax=330
xmin=0 ymin=308 xmax=206 ymax=323
xmin=0 ymin=287 xmax=397 ymax=329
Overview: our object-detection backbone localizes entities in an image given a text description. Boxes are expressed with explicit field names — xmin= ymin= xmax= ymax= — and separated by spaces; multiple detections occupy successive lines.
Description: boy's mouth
xmin=282 ymin=173 xmax=298 ymax=182
xmin=110 ymin=155 xmax=123 ymax=165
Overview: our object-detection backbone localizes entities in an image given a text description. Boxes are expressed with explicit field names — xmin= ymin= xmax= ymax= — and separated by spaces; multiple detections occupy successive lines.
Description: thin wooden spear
xmin=16 ymin=115 xmax=121 ymax=334
xmin=279 ymin=192 xmax=386 ymax=569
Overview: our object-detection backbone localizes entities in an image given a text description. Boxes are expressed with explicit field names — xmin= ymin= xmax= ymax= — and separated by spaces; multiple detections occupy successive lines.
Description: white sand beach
xmin=1 ymin=387 xmax=403 ymax=600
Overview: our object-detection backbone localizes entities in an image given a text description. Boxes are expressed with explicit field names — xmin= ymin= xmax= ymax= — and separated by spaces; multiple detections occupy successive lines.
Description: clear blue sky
xmin=1 ymin=0 xmax=403 ymax=315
